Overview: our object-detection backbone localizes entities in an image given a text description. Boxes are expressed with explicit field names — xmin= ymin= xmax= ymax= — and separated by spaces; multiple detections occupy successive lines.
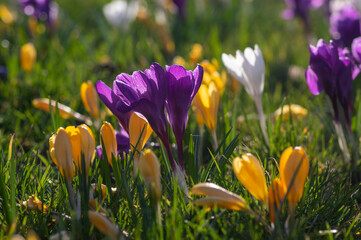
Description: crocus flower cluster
xmin=19 ymin=0 xmax=58 ymax=27
xmin=191 ymin=146 xmax=309 ymax=225
xmin=96 ymin=63 xmax=203 ymax=172
xmin=305 ymin=39 xmax=354 ymax=126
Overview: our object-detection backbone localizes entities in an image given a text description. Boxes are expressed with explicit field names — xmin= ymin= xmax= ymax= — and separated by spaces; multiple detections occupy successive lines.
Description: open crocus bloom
xmin=190 ymin=182 xmax=247 ymax=211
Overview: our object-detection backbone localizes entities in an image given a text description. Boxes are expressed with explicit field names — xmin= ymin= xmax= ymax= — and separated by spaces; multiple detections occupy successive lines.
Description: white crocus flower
xmin=222 ymin=45 xmax=269 ymax=145
xmin=103 ymin=0 xmax=139 ymax=30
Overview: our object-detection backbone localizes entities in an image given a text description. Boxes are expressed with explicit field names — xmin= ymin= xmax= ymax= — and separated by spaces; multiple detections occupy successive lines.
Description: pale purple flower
xmin=165 ymin=64 xmax=203 ymax=170
xmin=330 ymin=5 xmax=361 ymax=47
xmin=305 ymin=39 xmax=353 ymax=125
xmin=19 ymin=0 xmax=58 ymax=27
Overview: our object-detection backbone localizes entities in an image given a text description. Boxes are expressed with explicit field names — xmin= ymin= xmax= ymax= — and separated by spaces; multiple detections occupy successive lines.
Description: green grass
xmin=1 ymin=0 xmax=361 ymax=239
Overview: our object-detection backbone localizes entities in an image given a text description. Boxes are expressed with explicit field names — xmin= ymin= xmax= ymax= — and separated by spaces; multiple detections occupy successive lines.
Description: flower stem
xmin=333 ymin=120 xmax=351 ymax=164
xmin=347 ymin=127 xmax=359 ymax=167
xmin=248 ymin=208 xmax=272 ymax=233
xmin=255 ymin=98 xmax=269 ymax=146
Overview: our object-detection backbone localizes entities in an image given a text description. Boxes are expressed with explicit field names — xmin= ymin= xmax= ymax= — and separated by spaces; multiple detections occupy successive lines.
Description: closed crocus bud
xmin=279 ymin=147 xmax=309 ymax=209
xmin=20 ymin=43 xmax=36 ymax=72
xmin=268 ymin=178 xmax=285 ymax=223
xmin=129 ymin=113 xmax=153 ymax=154
xmin=190 ymin=182 xmax=247 ymax=211
xmin=139 ymin=149 xmax=161 ymax=201
xmin=100 ymin=121 xmax=117 ymax=166
xmin=49 ymin=133 xmax=57 ymax=167
xmin=54 ymin=129 xmax=75 ymax=181
xmin=88 ymin=211 xmax=118 ymax=240
xmin=0 ymin=5 xmax=15 ymax=25
xmin=81 ymin=81 xmax=99 ymax=119
xmin=192 ymin=81 xmax=219 ymax=134
xmin=232 ymin=154 xmax=268 ymax=205
xmin=77 ymin=124 xmax=95 ymax=175
xmin=63 ymin=126 xmax=82 ymax=170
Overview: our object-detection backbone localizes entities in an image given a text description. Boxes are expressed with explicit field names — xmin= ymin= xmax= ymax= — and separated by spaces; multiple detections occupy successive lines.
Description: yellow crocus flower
xmin=268 ymin=178 xmax=285 ymax=223
xmin=20 ymin=43 xmax=36 ymax=72
xmin=129 ymin=113 xmax=153 ymax=154
xmin=232 ymin=154 xmax=268 ymax=205
xmin=54 ymin=129 xmax=75 ymax=181
xmin=190 ymin=182 xmax=247 ymax=211
xmin=81 ymin=81 xmax=99 ymax=119
xmin=200 ymin=59 xmax=226 ymax=95
xmin=139 ymin=149 xmax=161 ymax=201
xmin=192 ymin=81 xmax=219 ymax=134
xmin=279 ymin=146 xmax=309 ymax=209
xmin=189 ymin=43 xmax=203 ymax=64
xmin=88 ymin=211 xmax=118 ymax=240
xmin=100 ymin=121 xmax=117 ymax=166
xmin=273 ymin=104 xmax=308 ymax=121
xmin=77 ymin=124 xmax=96 ymax=174
xmin=0 ymin=5 xmax=14 ymax=25
xmin=49 ymin=134 xmax=57 ymax=167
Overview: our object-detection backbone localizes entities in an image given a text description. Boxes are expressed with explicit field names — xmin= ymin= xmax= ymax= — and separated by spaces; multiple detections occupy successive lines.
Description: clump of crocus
xmin=20 ymin=43 xmax=36 ymax=72
xmin=96 ymin=63 xmax=203 ymax=174
xmin=191 ymin=147 xmax=309 ymax=230
xmin=330 ymin=5 xmax=361 ymax=48
xmin=222 ymin=45 xmax=269 ymax=145
xmin=81 ymin=81 xmax=99 ymax=120
xmin=19 ymin=0 xmax=58 ymax=28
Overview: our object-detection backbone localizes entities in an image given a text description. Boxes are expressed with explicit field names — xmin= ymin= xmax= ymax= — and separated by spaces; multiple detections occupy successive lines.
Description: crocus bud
xmin=192 ymin=81 xmax=219 ymax=133
xmin=20 ymin=43 xmax=36 ymax=72
xmin=49 ymin=133 xmax=58 ymax=167
xmin=54 ymin=129 xmax=75 ymax=181
xmin=129 ymin=113 xmax=153 ymax=154
xmin=232 ymin=154 xmax=268 ymax=205
xmin=77 ymin=124 xmax=95 ymax=175
xmin=0 ymin=5 xmax=14 ymax=25
xmin=268 ymin=178 xmax=285 ymax=223
xmin=279 ymin=146 xmax=309 ymax=209
xmin=190 ymin=182 xmax=247 ymax=211
xmin=63 ymin=126 xmax=82 ymax=170
xmin=81 ymin=81 xmax=99 ymax=119
xmin=100 ymin=121 xmax=117 ymax=166
xmin=88 ymin=211 xmax=118 ymax=240
xmin=139 ymin=149 xmax=161 ymax=201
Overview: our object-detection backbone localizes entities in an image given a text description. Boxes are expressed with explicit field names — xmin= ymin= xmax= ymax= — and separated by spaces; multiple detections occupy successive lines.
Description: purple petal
xmin=306 ymin=67 xmax=323 ymax=95
xmin=352 ymin=37 xmax=361 ymax=63
xmin=190 ymin=64 xmax=204 ymax=100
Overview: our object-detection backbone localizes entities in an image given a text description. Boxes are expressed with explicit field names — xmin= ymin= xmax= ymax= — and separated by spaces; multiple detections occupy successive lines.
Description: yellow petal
xmin=190 ymin=182 xmax=247 ymax=211
xmin=232 ymin=154 xmax=268 ymax=205
xmin=129 ymin=113 xmax=153 ymax=154
xmin=0 ymin=5 xmax=14 ymax=25
xmin=77 ymin=124 xmax=95 ymax=175
xmin=268 ymin=178 xmax=285 ymax=223
xmin=20 ymin=43 xmax=36 ymax=72
xmin=88 ymin=211 xmax=118 ymax=240
xmin=33 ymin=98 xmax=75 ymax=119
xmin=81 ymin=81 xmax=99 ymax=119
xmin=189 ymin=43 xmax=203 ymax=64
xmin=64 ymin=126 xmax=81 ymax=170
xmin=49 ymin=134 xmax=58 ymax=167
xmin=54 ymin=129 xmax=74 ymax=181
xmin=139 ymin=149 xmax=161 ymax=201
xmin=279 ymin=146 xmax=309 ymax=207
xmin=100 ymin=121 xmax=117 ymax=166
xmin=193 ymin=196 xmax=245 ymax=211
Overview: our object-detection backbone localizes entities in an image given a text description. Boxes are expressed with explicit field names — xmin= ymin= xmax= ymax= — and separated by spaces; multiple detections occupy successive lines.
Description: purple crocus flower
xmin=19 ymin=0 xmax=58 ymax=27
xmin=330 ymin=5 xmax=361 ymax=48
xmin=305 ymin=39 xmax=353 ymax=126
xmin=96 ymin=81 xmax=132 ymax=132
xmin=165 ymin=65 xmax=203 ymax=170
xmin=173 ymin=0 xmax=187 ymax=18
xmin=96 ymin=63 xmax=177 ymax=171
xmin=283 ymin=0 xmax=323 ymax=32
xmin=96 ymin=127 xmax=130 ymax=160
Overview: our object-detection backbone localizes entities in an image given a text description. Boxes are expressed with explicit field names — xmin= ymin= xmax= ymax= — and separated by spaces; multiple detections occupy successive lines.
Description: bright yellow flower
xmin=54 ymin=129 xmax=75 ymax=181
xmin=139 ymin=149 xmax=161 ymax=201
xmin=273 ymin=104 xmax=308 ymax=121
xmin=190 ymin=182 xmax=247 ymax=211
xmin=49 ymin=134 xmax=57 ymax=167
xmin=129 ymin=113 xmax=153 ymax=154
xmin=20 ymin=43 xmax=36 ymax=72
xmin=77 ymin=124 xmax=95 ymax=174
xmin=279 ymin=146 xmax=309 ymax=209
xmin=232 ymin=154 xmax=268 ymax=205
xmin=100 ymin=121 xmax=117 ymax=166
xmin=88 ymin=211 xmax=118 ymax=240
xmin=268 ymin=178 xmax=285 ymax=223
xmin=189 ymin=43 xmax=203 ymax=64
xmin=81 ymin=81 xmax=99 ymax=119
xmin=192 ymin=81 xmax=219 ymax=133
xmin=200 ymin=59 xmax=226 ymax=95
xmin=0 ymin=5 xmax=14 ymax=25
